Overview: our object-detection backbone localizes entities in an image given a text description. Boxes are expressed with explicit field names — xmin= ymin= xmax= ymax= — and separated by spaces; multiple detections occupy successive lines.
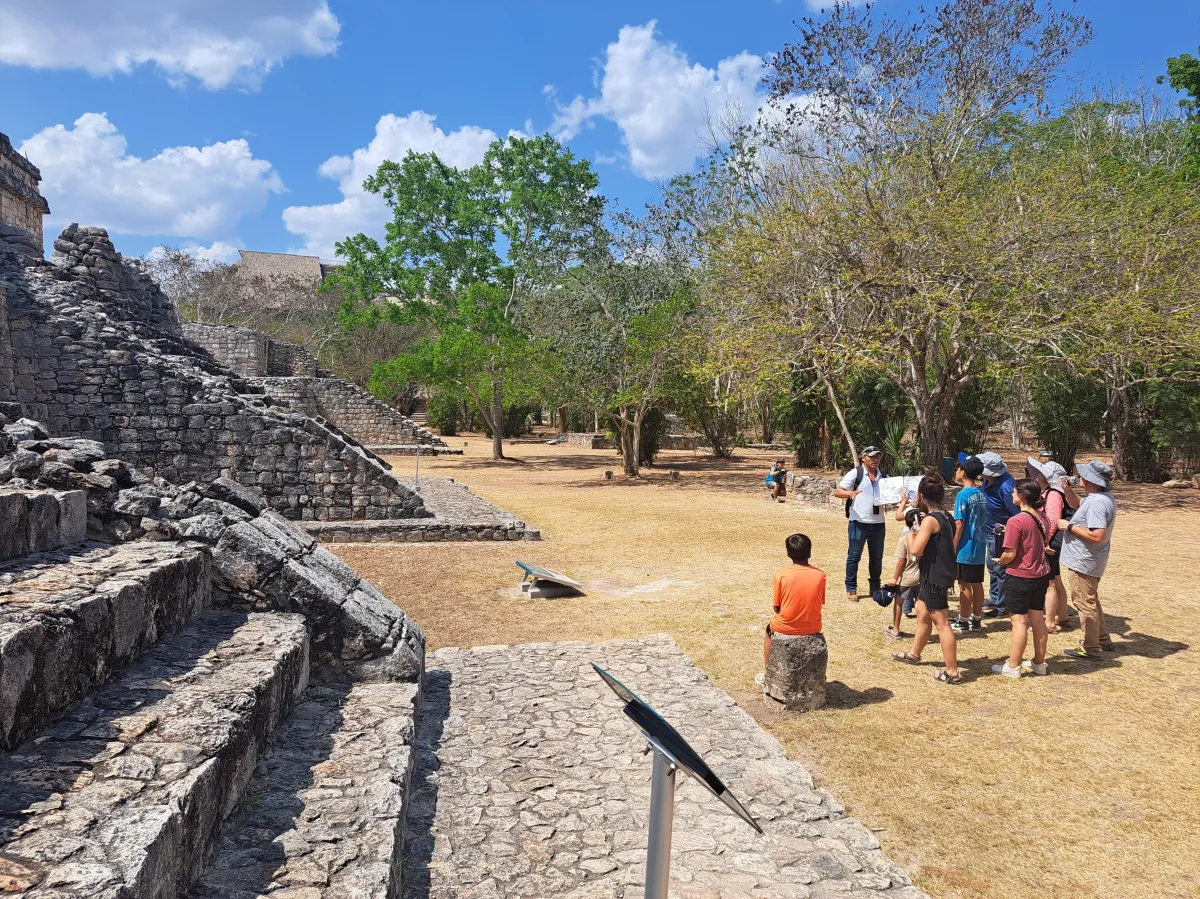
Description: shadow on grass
xmin=824 ymin=681 xmax=894 ymax=709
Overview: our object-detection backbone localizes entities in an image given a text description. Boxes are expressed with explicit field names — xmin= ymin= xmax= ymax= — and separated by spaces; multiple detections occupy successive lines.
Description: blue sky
xmin=1 ymin=0 xmax=1196 ymax=263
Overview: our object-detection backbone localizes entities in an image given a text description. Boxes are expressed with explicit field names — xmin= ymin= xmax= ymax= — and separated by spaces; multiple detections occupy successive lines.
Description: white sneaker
xmin=1020 ymin=660 xmax=1049 ymax=676
xmin=991 ymin=662 xmax=1022 ymax=678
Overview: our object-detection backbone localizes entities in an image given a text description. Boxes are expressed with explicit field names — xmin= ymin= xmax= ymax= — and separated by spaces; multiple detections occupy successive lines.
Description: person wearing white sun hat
xmin=1056 ymin=460 xmax=1117 ymax=660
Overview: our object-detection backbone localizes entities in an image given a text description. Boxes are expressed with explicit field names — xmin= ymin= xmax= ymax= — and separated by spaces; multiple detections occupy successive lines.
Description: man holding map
xmin=833 ymin=446 xmax=888 ymax=602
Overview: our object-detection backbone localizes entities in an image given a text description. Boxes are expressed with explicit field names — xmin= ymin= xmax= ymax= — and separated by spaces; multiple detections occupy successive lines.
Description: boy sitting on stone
xmin=763 ymin=533 xmax=826 ymax=667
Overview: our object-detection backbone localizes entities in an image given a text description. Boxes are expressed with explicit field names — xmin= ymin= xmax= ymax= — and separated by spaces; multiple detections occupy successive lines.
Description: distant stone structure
xmin=183 ymin=322 xmax=460 ymax=454
xmin=0 ymin=130 xmax=49 ymax=254
xmin=235 ymin=248 xmax=338 ymax=284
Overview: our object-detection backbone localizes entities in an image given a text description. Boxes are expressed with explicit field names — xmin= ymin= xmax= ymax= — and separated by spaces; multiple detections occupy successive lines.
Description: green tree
xmin=537 ymin=212 xmax=696 ymax=476
xmin=329 ymin=134 xmax=604 ymax=460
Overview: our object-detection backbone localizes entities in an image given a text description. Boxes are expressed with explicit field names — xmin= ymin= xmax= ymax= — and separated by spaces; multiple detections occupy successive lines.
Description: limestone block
xmin=764 ymin=631 xmax=828 ymax=711
xmin=0 ymin=492 xmax=28 ymax=560
xmin=25 ymin=491 xmax=61 ymax=552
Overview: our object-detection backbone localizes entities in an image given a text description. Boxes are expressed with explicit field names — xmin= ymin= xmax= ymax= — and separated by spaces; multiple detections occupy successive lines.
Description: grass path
xmin=337 ymin=438 xmax=1200 ymax=899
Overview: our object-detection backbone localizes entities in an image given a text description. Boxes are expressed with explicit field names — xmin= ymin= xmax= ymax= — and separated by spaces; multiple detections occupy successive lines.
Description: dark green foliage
xmin=638 ymin=409 xmax=669 ymax=467
xmin=845 ymin=373 xmax=908 ymax=452
xmin=426 ymin=389 xmax=461 ymax=436
xmin=1030 ymin=371 xmax=1107 ymax=469
xmin=948 ymin=374 xmax=1006 ymax=457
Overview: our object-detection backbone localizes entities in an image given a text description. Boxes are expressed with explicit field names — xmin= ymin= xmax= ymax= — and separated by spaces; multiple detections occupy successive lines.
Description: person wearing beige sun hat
xmin=1055 ymin=460 xmax=1117 ymax=660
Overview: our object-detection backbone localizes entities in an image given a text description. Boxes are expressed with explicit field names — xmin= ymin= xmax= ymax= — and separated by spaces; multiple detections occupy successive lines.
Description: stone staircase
xmin=0 ymin=434 xmax=422 ymax=898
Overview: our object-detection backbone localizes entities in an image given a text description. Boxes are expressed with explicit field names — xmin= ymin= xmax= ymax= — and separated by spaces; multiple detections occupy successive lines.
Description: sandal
xmin=885 ymin=626 xmax=904 ymax=640
xmin=933 ymin=669 xmax=964 ymax=684
xmin=892 ymin=652 xmax=920 ymax=664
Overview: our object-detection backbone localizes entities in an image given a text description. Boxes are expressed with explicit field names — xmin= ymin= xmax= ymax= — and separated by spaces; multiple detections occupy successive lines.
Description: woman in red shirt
xmin=991 ymin=480 xmax=1051 ymax=678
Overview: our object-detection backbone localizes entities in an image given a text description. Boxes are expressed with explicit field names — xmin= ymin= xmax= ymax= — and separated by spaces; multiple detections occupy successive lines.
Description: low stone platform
xmin=369 ymin=444 xmax=464 ymax=456
xmin=303 ymin=477 xmax=540 ymax=543
xmin=404 ymin=635 xmax=924 ymax=899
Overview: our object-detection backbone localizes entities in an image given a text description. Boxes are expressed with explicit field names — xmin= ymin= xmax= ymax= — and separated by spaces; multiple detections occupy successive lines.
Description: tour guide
xmin=833 ymin=446 xmax=887 ymax=601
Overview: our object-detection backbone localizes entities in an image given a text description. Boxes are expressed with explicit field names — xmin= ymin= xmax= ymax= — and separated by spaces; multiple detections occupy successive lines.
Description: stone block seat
xmin=763 ymin=631 xmax=828 ymax=711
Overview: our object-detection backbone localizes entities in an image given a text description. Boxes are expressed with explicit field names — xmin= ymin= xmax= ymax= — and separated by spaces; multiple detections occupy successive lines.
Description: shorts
xmin=918 ymin=581 xmax=951 ymax=611
xmin=1047 ymin=551 xmax=1061 ymax=579
xmin=957 ymin=563 xmax=985 ymax=584
xmin=898 ymin=584 xmax=919 ymax=602
xmin=1004 ymin=574 xmax=1049 ymax=615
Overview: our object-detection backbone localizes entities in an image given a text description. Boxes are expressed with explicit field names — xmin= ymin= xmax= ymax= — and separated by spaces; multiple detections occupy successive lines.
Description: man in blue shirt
xmin=978 ymin=452 xmax=1019 ymax=615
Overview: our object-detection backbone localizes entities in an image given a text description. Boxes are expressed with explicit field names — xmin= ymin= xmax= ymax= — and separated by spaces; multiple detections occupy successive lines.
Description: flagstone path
xmin=402 ymin=634 xmax=927 ymax=899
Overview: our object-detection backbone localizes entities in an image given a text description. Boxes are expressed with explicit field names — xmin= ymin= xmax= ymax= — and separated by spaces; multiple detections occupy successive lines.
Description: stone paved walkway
xmin=403 ymin=635 xmax=926 ymax=899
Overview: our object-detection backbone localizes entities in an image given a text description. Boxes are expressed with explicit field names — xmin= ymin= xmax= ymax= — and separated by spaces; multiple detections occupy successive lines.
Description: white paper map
xmin=876 ymin=476 xmax=924 ymax=505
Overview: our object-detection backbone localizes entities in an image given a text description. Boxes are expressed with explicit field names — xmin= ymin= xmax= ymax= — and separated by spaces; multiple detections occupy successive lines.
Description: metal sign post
xmin=592 ymin=664 xmax=762 ymax=899
xmin=644 ymin=748 xmax=676 ymax=899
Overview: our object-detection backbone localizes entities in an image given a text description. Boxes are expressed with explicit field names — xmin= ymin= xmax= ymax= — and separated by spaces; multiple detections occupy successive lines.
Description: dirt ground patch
xmin=336 ymin=436 xmax=1200 ymax=899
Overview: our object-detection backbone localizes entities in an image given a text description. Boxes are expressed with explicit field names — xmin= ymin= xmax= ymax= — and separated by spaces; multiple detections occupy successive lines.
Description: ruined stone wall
xmin=252 ymin=376 xmax=446 ymax=447
xmin=182 ymin=322 xmax=325 ymax=378
xmin=182 ymin=323 xmax=269 ymax=377
xmin=0 ymin=131 xmax=49 ymax=250
xmin=1 ymin=225 xmax=431 ymax=524
xmin=0 ymin=283 xmax=12 ymax=401
xmin=266 ymin=339 xmax=321 ymax=376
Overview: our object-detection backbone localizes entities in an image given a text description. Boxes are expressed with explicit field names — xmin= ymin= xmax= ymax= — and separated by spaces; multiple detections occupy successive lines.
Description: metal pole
xmin=413 ymin=443 xmax=421 ymax=494
xmin=644 ymin=748 xmax=676 ymax=899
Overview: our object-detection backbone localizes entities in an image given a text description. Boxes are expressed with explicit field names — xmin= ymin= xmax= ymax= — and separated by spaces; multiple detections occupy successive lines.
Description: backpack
xmin=844 ymin=464 xmax=888 ymax=518
xmin=1045 ymin=488 xmax=1076 ymax=555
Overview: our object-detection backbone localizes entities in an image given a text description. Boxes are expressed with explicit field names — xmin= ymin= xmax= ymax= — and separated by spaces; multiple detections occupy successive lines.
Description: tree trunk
xmin=913 ymin=399 xmax=951 ymax=469
xmin=759 ymin=397 xmax=773 ymax=444
xmin=557 ymin=405 xmax=568 ymax=435
xmin=1108 ymin=383 xmax=1131 ymax=480
xmin=491 ymin=378 xmax=505 ymax=460
xmin=617 ymin=409 xmax=639 ymax=477
xmin=822 ymin=375 xmax=856 ymax=461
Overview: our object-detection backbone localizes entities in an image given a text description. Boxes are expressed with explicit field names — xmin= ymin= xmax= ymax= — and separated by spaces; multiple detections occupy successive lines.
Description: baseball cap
xmin=1077 ymin=459 xmax=1114 ymax=489
xmin=861 ymin=446 xmax=883 ymax=458
xmin=978 ymin=452 xmax=1007 ymax=478
xmin=871 ymin=586 xmax=896 ymax=608
xmin=961 ymin=456 xmax=984 ymax=479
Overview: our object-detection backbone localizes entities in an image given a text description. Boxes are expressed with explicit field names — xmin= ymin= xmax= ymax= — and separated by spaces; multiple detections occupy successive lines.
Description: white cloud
xmin=282 ymin=111 xmax=498 ymax=260
xmin=0 ymin=0 xmax=339 ymax=90
xmin=144 ymin=239 xmax=244 ymax=267
xmin=550 ymin=21 xmax=765 ymax=179
xmin=21 ymin=113 xmax=283 ymax=241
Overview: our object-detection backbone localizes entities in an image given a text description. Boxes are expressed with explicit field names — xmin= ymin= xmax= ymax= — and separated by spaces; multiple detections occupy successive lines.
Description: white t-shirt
xmin=839 ymin=466 xmax=885 ymax=524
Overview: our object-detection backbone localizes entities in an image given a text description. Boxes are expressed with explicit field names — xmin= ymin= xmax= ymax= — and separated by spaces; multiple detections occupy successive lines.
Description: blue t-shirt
xmin=953 ymin=485 xmax=988 ymax=565
xmin=981 ymin=472 xmax=1019 ymax=527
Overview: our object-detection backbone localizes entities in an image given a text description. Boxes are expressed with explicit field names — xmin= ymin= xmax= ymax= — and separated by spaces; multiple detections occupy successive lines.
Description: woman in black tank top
xmin=919 ymin=510 xmax=957 ymax=587
xmin=892 ymin=475 xmax=963 ymax=683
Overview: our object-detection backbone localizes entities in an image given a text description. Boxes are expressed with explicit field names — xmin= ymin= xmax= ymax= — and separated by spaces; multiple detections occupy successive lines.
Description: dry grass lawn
xmin=336 ymin=436 xmax=1200 ymax=899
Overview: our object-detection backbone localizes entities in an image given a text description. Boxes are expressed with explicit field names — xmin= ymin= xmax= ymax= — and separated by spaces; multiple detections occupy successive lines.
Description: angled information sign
xmin=592 ymin=663 xmax=762 ymax=899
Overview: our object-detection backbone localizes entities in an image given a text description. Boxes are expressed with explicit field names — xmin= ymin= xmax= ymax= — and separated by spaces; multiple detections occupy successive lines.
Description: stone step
xmin=192 ymin=680 xmax=420 ymax=899
xmin=0 ymin=609 xmax=310 ymax=899
xmin=0 ymin=540 xmax=211 ymax=752
xmin=0 ymin=489 xmax=87 ymax=562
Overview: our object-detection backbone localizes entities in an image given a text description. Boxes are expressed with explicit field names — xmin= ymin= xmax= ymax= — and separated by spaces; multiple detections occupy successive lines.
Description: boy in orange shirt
xmin=764 ymin=533 xmax=827 ymax=666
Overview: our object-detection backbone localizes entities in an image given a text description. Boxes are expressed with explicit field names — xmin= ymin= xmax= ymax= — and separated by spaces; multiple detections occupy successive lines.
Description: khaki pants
xmin=1065 ymin=567 xmax=1111 ymax=655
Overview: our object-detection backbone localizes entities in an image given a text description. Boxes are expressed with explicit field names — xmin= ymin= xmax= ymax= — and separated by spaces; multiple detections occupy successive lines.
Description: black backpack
xmin=844 ymin=464 xmax=888 ymax=518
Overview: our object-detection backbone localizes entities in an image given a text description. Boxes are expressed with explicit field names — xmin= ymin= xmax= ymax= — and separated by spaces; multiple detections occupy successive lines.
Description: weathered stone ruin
xmin=183 ymin=323 xmax=459 ymax=455
xmin=0 ymin=132 xmax=49 ymax=255
xmin=0 ymin=411 xmax=423 ymax=897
